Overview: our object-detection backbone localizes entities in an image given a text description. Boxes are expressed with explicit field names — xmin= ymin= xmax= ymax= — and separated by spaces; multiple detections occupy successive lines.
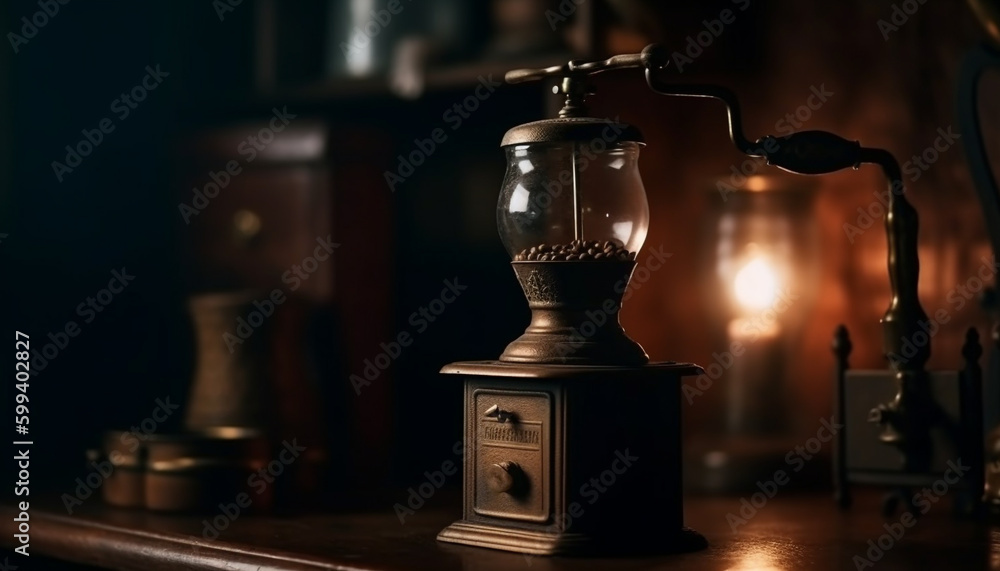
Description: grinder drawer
xmin=472 ymin=389 xmax=551 ymax=522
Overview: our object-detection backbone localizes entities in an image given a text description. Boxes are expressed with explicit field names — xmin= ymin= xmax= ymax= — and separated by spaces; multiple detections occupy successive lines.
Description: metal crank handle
xmin=504 ymin=45 xmax=670 ymax=84
xmin=755 ymin=131 xmax=862 ymax=176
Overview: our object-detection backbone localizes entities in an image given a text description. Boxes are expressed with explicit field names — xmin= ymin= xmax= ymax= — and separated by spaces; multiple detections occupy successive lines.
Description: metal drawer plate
xmin=472 ymin=389 xmax=550 ymax=522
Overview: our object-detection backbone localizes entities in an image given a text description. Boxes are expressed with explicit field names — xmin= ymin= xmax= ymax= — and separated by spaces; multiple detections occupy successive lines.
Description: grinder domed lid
xmin=501 ymin=116 xmax=644 ymax=147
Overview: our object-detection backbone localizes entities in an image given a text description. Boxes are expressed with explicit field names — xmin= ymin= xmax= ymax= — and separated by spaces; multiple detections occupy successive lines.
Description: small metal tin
xmin=145 ymin=457 xmax=269 ymax=513
xmin=99 ymin=430 xmax=146 ymax=509
xmin=143 ymin=427 xmax=271 ymax=513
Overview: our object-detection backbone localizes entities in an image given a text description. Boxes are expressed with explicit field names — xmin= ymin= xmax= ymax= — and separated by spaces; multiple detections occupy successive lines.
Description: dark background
xmin=1 ymin=0 xmax=997 ymax=506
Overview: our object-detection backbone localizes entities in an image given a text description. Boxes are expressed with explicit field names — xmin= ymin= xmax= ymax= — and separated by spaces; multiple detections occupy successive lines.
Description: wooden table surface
xmin=1 ymin=491 xmax=996 ymax=570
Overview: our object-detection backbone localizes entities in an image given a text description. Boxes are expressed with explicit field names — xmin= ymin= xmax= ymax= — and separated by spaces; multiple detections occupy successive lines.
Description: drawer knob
xmin=484 ymin=404 xmax=515 ymax=423
xmin=487 ymin=461 xmax=523 ymax=494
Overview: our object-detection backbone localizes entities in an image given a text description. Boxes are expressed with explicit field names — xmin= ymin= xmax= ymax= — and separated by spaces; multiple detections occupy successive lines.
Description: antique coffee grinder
xmin=437 ymin=37 xmax=992 ymax=552
xmin=436 ymin=47 xmax=708 ymax=556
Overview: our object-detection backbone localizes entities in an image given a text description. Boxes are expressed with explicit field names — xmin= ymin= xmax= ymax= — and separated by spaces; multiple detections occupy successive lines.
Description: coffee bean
xmin=514 ymin=240 xmax=634 ymax=262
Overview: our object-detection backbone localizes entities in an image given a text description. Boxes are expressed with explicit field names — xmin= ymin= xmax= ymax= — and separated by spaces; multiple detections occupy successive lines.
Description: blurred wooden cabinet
xmin=178 ymin=121 xmax=333 ymax=300
xmin=175 ymin=115 xmax=396 ymax=493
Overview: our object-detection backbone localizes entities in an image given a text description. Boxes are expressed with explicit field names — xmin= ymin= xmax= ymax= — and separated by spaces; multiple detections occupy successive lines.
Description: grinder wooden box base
xmin=437 ymin=361 xmax=707 ymax=556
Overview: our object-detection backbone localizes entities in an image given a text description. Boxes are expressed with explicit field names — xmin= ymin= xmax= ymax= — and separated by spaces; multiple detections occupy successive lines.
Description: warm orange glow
xmin=734 ymin=257 xmax=779 ymax=310
xmin=723 ymin=543 xmax=790 ymax=570
xmin=743 ymin=175 xmax=772 ymax=192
